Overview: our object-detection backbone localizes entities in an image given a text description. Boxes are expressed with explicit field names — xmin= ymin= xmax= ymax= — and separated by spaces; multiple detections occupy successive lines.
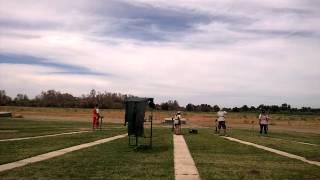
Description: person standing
xmin=92 ymin=104 xmax=99 ymax=130
xmin=217 ymin=110 xmax=227 ymax=135
xmin=174 ymin=111 xmax=182 ymax=135
xmin=258 ymin=110 xmax=269 ymax=134
xmin=96 ymin=104 xmax=100 ymax=127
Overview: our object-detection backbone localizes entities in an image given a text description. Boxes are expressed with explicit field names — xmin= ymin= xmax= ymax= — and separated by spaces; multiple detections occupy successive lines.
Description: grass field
xmin=0 ymin=128 xmax=174 ymax=179
xmin=184 ymin=129 xmax=320 ymax=180
xmin=0 ymin=106 xmax=320 ymax=179
xmin=229 ymin=129 xmax=320 ymax=161
xmin=0 ymin=129 xmax=126 ymax=165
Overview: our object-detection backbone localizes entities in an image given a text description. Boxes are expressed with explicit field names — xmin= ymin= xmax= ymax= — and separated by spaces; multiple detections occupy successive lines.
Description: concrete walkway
xmin=0 ymin=131 xmax=90 ymax=142
xmin=174 ymin=135 xmax=200 ymax=180
xmin=223 ymin=136 xmax=320 ymax=167
xmin=0 ymin=134 xmax=127 ymax=172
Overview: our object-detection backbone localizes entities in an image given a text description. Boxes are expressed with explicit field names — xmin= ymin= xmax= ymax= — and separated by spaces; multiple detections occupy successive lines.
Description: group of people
xmin=215 ymin=109 xmax=270 ymax=135
xmin=92 ymin=104 xmax=270 ymax=134
xmin=173 ymin=109 xmax=270 ymax=136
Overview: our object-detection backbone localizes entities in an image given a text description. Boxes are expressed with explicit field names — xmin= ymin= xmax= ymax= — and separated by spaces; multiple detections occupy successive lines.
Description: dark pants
xmin=218 ymin=121 xmax=226 ymax=129
xmin=260 ymin=124 xmax=268 ymax=134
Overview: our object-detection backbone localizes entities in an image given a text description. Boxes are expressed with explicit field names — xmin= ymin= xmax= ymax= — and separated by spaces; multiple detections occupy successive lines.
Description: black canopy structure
xmin=124 ymin=97 xmax=155 ymax=148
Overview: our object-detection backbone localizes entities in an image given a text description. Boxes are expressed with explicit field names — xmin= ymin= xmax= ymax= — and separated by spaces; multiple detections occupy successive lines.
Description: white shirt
xmin=174 ymin=114 xmax=181 ymax=125
xmin=217 ymin=111 xmax=227 ymax=122
xmin=259 ymin=114 xmax=269 ymax=125
xmin=96 ymin=108 xmax=100 ymax=115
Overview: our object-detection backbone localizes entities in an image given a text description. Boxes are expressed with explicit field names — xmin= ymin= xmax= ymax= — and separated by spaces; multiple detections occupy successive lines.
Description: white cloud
xmin=0 ymin=0 xmax=320 ymax=107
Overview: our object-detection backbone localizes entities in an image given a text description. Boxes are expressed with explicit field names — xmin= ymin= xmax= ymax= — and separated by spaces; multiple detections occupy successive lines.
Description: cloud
xmin=0 ymin=53 xmax=111 ymax=76
xmin=0 ymin=0 xmax=320 ymax=107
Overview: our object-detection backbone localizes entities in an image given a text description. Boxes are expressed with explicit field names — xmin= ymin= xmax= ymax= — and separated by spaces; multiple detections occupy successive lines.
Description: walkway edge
xmin=223 ymin=136 xmax=320 ymax=167
xmin=174 ymin=134 xmax=201 ymax=180
xmin=0 ymin=134 xmax=127 ymax=172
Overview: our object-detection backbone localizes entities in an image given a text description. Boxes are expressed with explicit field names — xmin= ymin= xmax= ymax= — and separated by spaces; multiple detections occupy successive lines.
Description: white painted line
xmin=294 ymin=141 xmax=318 ymax=146
xmin=0 ymin=134 xmax=127 ymax=172
xmin=174 ymin=135 xmax=201 ymax=180
xmin=268 ymin=137 xmax=318 ymax=146
xmin=223 ymin=136 xmax=320 ymax=167
xmin=0 ymin=131 xmax=91 ymax=142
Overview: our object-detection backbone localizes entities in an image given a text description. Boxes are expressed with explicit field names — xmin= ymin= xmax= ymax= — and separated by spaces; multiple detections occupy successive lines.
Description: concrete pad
xmin=223 ymin=136 xmax=320 ymax=167
xmin=0 ymin=131 xmax=91 ymax=142
xmin=174 ymin=134 xmax=201 ymax=180
xmin=0 ymin=134 xmax=127 ymax=172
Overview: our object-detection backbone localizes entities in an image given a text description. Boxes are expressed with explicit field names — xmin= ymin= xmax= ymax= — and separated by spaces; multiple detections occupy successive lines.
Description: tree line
xmin=0 ymin=89 xmax=130 ymax=109
xmin=1 ymin=89 xmax=319 ymax=113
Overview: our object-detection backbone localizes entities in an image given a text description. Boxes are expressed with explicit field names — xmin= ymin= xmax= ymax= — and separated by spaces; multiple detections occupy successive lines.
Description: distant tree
xmin=222 ymin=107 xmax=231 ymax=111
xmin=213 ymin=105 xmax=220 ymax=112
xmin=281 ymin=103 xmax=288 ymax=111
xmin=160 ymin=102 xmax=169 ymax=111
xmin=14 ymin=94 xmax=29 ymax=106
xmin=301 ymin=107 xmax=311 ymax=112
xmin=186 ymin=103 xmax=195 ymax=111
xmin=270 ymin=105 xmax=280 ymax=113
xmin=0 ymin=90 xmax=12 ymax=105
xmin=199 ymin=104 xmax=211 ymax=112
xmin=250 ymin=106 xmax=256 ymax=111
xmin=160 ymin=100 xmax=180 ymax=111
xmin=231 ymin=107 xmax=239 ymax=112
xmin=240 ymin=105 xmax=249 ymax=112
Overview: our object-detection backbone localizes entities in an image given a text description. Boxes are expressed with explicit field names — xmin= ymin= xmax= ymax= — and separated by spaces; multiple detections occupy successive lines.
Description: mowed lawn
xmin=184 ymin=129 xmax=320 ymax=180
xmin=229 ymin=129 xmax=320 ymax=161
xmin=0 ymin=118 xmax=92 ymax=139
xmin=1 ymin=118 xmax=320 ymax=179
xmin=0 ymin=128 xmax=174 ymax=180
xmin=0 ymin=119 xmax=126 ymax=164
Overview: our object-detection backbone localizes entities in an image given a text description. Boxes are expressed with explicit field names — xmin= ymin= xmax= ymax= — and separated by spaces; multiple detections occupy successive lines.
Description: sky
xmin=0 ymin=0 xmax=320 ymax=108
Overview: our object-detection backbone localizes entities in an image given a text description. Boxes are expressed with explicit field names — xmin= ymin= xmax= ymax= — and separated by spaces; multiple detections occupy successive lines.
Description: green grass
xmin=184 ymin=129 xmax=320 ymax=180
xmin=0 ymin=119 xmax=126 ymax=164
xmin=228 ymin=129 xmax=320 ymax=161
xmin=0 ymin=128 xmax=174 ymax=180
xmin=0 ymin=118 xmax=90 ymax=139
xmin=0 ymin=118 xmax=122 ymax=139
xmin=0 ymin=128 xmax=126 ymax=164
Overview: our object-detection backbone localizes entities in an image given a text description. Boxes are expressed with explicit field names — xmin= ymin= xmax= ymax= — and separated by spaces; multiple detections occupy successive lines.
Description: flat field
xmin=0 ymin=106 xmax=319 ymax=179
xmin=1 ymin=106 xmax=320 ymax=133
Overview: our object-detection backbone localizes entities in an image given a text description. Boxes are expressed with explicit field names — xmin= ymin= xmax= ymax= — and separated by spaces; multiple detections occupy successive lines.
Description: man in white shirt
xmin=95 ymin=104 xmax=101 ymax=128
xmin=258 ymin=110 xmax=269 ymax=134
xmin=217 ymin=110 xmax=227 ymax=135
xmin=174 ymin=111 xmax=182 ymax=135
